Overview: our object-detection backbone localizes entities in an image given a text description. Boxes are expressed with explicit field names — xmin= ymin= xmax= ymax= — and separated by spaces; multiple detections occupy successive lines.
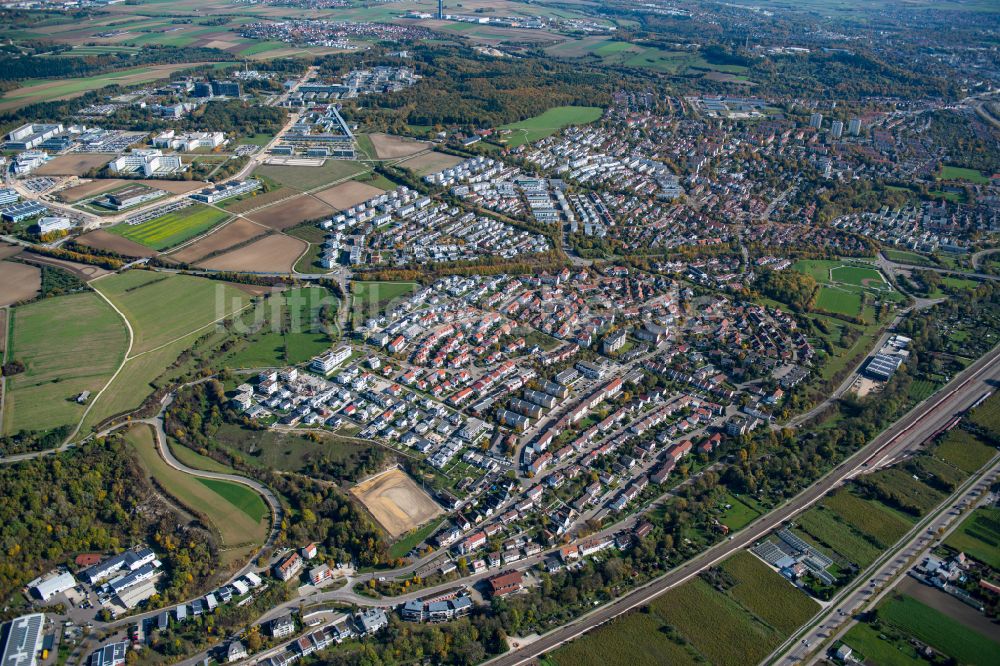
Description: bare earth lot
xmin=57 ymin=179 xmax=126 ymax=202
xmin=34 ymin=154 xmax=114 ymax=176
xmin=0 ymin=243 xmax=22 ymax=261
xmin=398 ymin=151 xmax=465 ymax=176
xmin=224 ymin=187 xmax=298 ymax=214
xmin=167 ymin=218 xmax=267 ymax=264
xmin=138 ymin=179 xmax=207 ymax=195
xmin=314 ymin=181 xmax=386 ymax=210
xmin=0 ymin=261 xmax=41 ymax=307
xmin=196 ymin=234 xmax=306 ymax=273
xmin=369 ymin=133 xmax=429 ymax=159
xmin=245 ymin=194 xmax=335 ymax=230
xmin=77 ymin=229 xmax=158 ymax=257
xmin=350 ymin=468 xmax=443 ymax=538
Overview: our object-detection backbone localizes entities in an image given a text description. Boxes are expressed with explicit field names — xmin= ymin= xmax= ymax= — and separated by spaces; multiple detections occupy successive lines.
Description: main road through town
xmin=481 ymin=343 xmax=1000 ymax=666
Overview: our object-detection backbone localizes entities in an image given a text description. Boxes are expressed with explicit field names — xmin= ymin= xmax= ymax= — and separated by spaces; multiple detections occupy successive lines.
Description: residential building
xmin=273 ymin=552 xmax=302 ymax=582
xmin=487 ymin=570 xmax=523 ymax=597
xmin=270 ymin=615 xmax=295 ymax=639
xmin=809 ymin=113 xmax=823 ymax=129
xmin=831 ymin=120 xmax=844 ymax=139
xmin=310 ymin=347 xmax=351 ymax=374
xmin=226 ymin=641 xmax=247 ymax=663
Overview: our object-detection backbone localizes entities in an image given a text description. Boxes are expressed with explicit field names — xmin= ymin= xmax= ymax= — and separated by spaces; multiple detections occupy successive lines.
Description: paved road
xmin=480 ymin=344 xmax=1000 ymax=666
xmin=774 ymin=455 xmax=1000 ymax=665
xmin=878 ymin=252 xmax=1000 ymax=282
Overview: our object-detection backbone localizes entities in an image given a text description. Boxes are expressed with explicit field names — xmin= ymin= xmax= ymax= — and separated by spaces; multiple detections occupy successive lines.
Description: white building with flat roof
xmin=109 ymin=149 xmax=185 ymax=177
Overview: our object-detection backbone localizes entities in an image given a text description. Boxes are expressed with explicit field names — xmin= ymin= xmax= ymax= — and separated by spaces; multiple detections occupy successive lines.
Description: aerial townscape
xmin=1 ymin=1 xmax=1000 ymax=666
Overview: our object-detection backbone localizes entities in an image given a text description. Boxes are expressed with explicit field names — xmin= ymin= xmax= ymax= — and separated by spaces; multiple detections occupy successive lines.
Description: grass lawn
xmin=254 ymin=159 xmax=369 ymax=191
xmin=3 ymin=292 xmax=127 ymax=435
xmin=388 ymin=518 xmax=444 ymax=560
xmin=815 ymin=286 xmax=862 ymax=316
xmin=124 ymin=424 xmax=268 ymax=565
xmin=944 ymin=507 xmax=1000 ymax=569
xmin=352 ymin=281 xmax=417 ymax=314
xmin=908 ymin=379 xmax=938 ymax=402
xmin=720 ymin=493 xmax=762 ymax=530
xmin=108 ymin=204 xmax=230 ymax=251
xmin=500 ymin=106 xmax=603 ymax=147
xmin=937 ymin=165 xmax=989 ymax=184
xmin=862 ymin=467 xmax=946 ymax=517
xmin=169 ymin=440 xmax=236 ymax=474
xmin=968 ymin=392 xmax=1000 ymax=436
xmin=880 ymin=594 xmax=1000 ymax=665
xmin=792 ymin=259 xmax=844 ymax=282
xmin=237 ymin=133 xmax=274 ymax=147
xmin=841 ymin=622 xmax=925 ymax=666
xmin=196 ymin=478 xmax=268 ymax=522
xmin=719 ymin=551 xmax=820 ymax=634
xmin=94 ymin=271 xmax=250 ymax=354
xmin=830 ymin=264 xmax=886 ymax=288
xmin=883 ymin=248 xmax=934 ymax=266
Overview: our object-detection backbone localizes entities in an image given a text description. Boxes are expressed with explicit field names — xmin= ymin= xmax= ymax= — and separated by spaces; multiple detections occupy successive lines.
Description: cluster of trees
xmin=335 ymin=45 xmax=613 ymax=130
xmin=754 ymin=268 xmax=818 ymax=311
xmin=0 ymin=437 xmax=215 ymax=606
xmin=164 ymin=382 xmax=391 ymax=566
xmin=926 ymin=110 xmax=1000 ymax=174
xmin=0 ymin=46 xmax=233 ymax=82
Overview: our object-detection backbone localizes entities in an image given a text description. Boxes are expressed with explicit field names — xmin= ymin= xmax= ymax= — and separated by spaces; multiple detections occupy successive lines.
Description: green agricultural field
xmin=968 ymin=392 xmax=1000 ymax=436
xmin=908 ymin=379 xmax=938 ymax=402
xmin=108 ymin=204 xmax=230 ymax=251
xmin=937 ymin=165 xmax=989 ymax=184
xmin=861 ymin=467 xmax=946 ymax=517
xmin=933 ymin=429 xmax=996 ymax=474
xmin=880 ymin=594 xmax=1000 ymax=665
xmin=821 ymin=489 xmax=913 ymax=547
xmin=224 ymin=287 xmax=336 ymax=367
xmin=718 ymin=551 xmax=820 ymax=634
xmin=500 ymin=106 xmax=603 ymax=147
xmin=796 ymin=507 xmax=882 ymax=567
xmin=94 ymin=271 xmax=250 ymax=354
xmin=2 ymin=292 xmax=128 ymax=435
xmin=550 ymin=610 xmax=700 ymax=666
xmin=125 ymin=425 xmax=268 ymax=566
xmin=254 ymin=160 xmax=369 ymax=191
xmin=944 ymin=507 xmax=1000 ymax=569
xmin=652 ymin=579 xmax=783 ymax=666
xmin=815 ymin=287 xmax=862 ymax=316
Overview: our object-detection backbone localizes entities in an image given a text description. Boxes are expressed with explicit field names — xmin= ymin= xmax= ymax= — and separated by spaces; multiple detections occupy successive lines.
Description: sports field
xmin=937 ymin=165 xmax=989 ymax=184
xmin=125 ymin=425 xmax=268 ymax=566
xmin=500 ymin=106 xmax=603 ymax=147
xmin=109 ymin=204 xmax=230 ymax=251
xmin=3 ymin=292 xmax=127 ymax=435
xmin=815 ymin=287 xmax=862 ymax=316
xmin=350 ymin=468 xmax=443 ymax=538
xmin=792 ymin=259 xmax=895 ymax=316
xmin=944 ymin=507 xmax=1000 ymax=569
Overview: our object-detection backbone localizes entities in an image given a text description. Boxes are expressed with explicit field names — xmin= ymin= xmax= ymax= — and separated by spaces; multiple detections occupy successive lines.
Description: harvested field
xmin=0 ymin=261 xmax=41 ymax=307
xmin=33 ymin=154 xmax=114 ymax=176
xmin=222 ymin=187 xmax=298 ymax=214
xmin=369 ymin=133 xmax=429 ymax=159
xmin=314 ymin=181 xmax=386 ymax=209
xmin=397 ymin=151 xmax=464 ymax=176
xmin=0 ymin=243 xmax=22 ymax=260
xmin=76 ymin=229 xmax=158 ymax=257
xmin=245 ymin=194 xmax=335 ymax=230
xmin=167 ymin=218 xmax=267 ymax=264
xmin=350 ymin=468 xmax=443 ymax=538
xmin=196 ymin=234 xmax=306 ymax=273
xmin=57 ymin=179 xmax=126 ymax=202
xmin=19 ymin=252 xmax=111 ymax=282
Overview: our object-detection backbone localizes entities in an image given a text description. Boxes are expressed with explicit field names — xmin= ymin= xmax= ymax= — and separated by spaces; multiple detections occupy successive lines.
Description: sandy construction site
xmin=350 ymin=468 xmax=443 ymax=538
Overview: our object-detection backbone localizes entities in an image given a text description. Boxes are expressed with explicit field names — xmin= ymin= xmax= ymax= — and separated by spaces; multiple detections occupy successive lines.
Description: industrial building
xmin=0 ymin=613 xmax=44 ymax=666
